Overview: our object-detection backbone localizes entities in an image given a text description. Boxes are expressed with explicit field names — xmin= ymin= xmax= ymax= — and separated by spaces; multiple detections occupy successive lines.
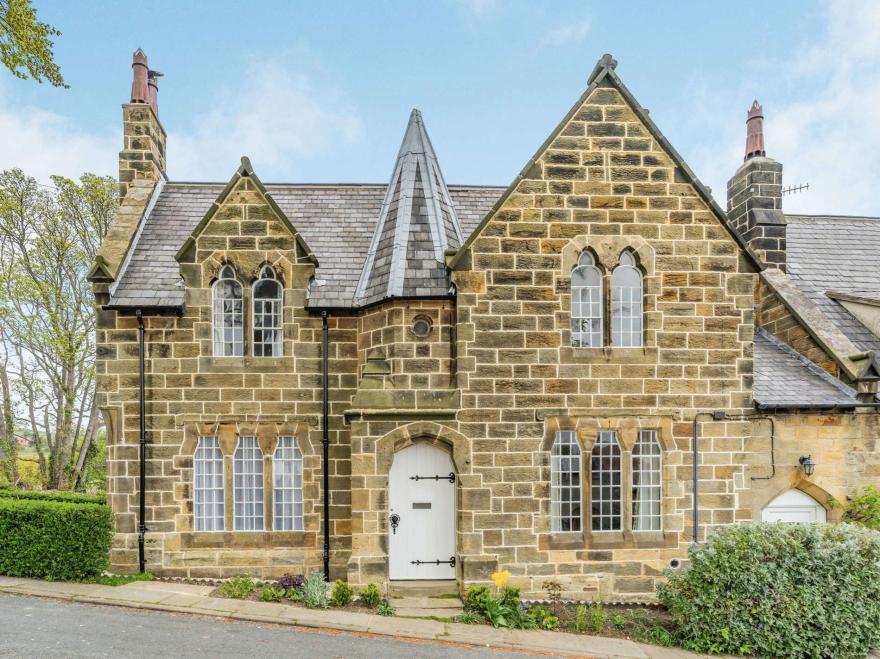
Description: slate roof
xmin=753 ymin=327 xmax=860 ymax=408
xmin=355 ymin=110 xmax=464 ymax=306
xmin=108 ymin=182 xmax=502 ymax=309
xmin=785 ymin=214 xmax=880 ymax=353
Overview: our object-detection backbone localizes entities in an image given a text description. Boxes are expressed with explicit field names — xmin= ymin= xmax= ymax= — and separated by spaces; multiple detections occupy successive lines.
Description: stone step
xmin=387 ymin=580 xmax=458 ymax=598
xmin=391 ymin=596 xmax=462 ymax=609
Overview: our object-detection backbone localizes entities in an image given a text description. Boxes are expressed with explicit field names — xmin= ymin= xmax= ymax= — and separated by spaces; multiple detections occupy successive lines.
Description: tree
xmin=0 ymin=0 xmax=66 ymax=87
xmin=0 ymin=168 xmax=116 ymax=489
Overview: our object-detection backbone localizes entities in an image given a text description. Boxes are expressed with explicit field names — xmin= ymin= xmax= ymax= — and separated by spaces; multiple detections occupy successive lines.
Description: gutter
xmin=321 ymin=309 xmax=331 ymax=581
xmin=136 ymin=309 xmax=147 ymax=573
xmin=756 ymin=402 xmax=880 ymax=412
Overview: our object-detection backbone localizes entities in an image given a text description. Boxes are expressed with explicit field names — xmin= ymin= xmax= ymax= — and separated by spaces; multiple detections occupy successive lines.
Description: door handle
xmin=390 ymin=513 xmax=400 ymax=535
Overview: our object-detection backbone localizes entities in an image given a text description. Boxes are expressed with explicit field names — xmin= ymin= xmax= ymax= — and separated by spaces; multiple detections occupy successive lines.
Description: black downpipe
xmin=321 ymin=310 xmax=330 ymax=581
xmin=749 ymin=416 xmax=776 ymax=481
xmin=136 ymin=309 xmax=147 ymax=573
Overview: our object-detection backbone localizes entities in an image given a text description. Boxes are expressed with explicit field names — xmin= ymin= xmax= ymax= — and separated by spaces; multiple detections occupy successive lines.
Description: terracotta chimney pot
xmin=744 ymin=100 xmax=765 ymax=160
xmin=130 ymin=49 xmax=150 ymax=105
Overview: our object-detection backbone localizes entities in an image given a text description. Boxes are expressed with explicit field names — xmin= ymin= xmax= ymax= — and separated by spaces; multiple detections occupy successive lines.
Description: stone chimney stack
xmin=119 ymin=49 xmax=166 ymax=198
xmin=726 ymin=101 xmax=786 ymax=270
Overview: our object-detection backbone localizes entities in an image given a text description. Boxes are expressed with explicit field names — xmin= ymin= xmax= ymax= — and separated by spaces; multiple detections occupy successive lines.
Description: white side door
xmin=388 ymin=442 xmax=456 ymax=580
xmin=761 ymin=489 xmax=827 ymax=523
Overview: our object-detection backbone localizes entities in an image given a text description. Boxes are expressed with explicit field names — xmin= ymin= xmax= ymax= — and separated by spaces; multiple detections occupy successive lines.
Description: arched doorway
xmin=388 ymin=442 xmax=456 ymax=580
xmin=761 ymin=489 xmax=827 ymax=523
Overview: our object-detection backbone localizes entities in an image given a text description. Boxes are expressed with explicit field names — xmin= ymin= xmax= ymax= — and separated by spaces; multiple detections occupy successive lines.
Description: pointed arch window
xmin=571 ymin=251 xmax=603 ymax=348
xmin=193 ymin=436 xmax=224 ymax=532
xmin=273 ymin=436 xmax=304 ymax=531
xmin=632 ymin=430 xmax=662 ymax=531
xmin=591 ymin=431 xmax=622 ymax=531
xmin=233 ymin=436 xmax=264 ymax=531
xmin=253 ymin=265 xmax=283 ymax=357
xmin=611 ymin=251 xmax=643 ymax=348
xmin=213 ymin=265 xmax=244 ymax=356
xmin=550 ymin=431 xmax=582 ymax=532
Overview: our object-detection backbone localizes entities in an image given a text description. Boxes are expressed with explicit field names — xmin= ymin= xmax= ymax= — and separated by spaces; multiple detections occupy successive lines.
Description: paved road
xmin=0 ymin=594 xmax=541 ymax=658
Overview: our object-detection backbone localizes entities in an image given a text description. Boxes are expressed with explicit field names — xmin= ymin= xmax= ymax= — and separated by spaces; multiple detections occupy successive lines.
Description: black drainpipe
xmin=692 ymin=411 xmax=724 ymax=543
xmin=321 ymin=309 xmax=330 ymax=581
xmin=136 ymin=309 xmax=147 ymax=573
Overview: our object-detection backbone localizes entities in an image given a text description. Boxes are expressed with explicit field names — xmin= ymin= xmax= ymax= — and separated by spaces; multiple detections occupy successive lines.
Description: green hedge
xmin=0 ymin=498 xmax=113 ymax=580
xmin=658 ymin=523 xmax=880 ymax=658
xmin=0 ymin=489 xmax=106 ymax=506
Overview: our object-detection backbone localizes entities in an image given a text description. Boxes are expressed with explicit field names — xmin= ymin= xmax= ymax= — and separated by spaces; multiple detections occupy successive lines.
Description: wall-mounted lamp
xmin=799 ymin=455 xmax=816 ymax=477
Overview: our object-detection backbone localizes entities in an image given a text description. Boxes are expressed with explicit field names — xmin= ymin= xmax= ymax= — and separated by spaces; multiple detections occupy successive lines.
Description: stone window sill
xmin=540 ymin=529 xmax=677 ymax=551
xmin=560 ymin=346 xmax=658 ymax=365
xmin=180 ymin=530 xmax=315 ymax=549
xmin=198 ymin=356 xmax=294 ymax=373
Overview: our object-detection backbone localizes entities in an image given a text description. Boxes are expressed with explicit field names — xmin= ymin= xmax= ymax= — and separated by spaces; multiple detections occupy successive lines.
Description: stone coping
xmin=0 ymin=576 xmax=700 ymax=659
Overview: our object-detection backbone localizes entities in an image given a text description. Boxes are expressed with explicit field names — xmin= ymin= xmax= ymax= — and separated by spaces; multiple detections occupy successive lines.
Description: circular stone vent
xmin=411 ymin=315 xmax=433 ymax=338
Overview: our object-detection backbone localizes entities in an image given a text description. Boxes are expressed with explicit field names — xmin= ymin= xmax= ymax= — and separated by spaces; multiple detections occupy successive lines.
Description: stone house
xmin=90 ymin=50 xmax=880 ymax=601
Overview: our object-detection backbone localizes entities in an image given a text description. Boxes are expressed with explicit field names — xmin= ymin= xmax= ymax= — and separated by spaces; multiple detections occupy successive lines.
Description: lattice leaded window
xmin=632 ymin=430 xmax=662 ymax=531
xmin=611 ymin=251 xmax=643 ymax=347
xmin=550 ymin=431 xmax=582 ymax=532
xmin=591 ymin=431 xmax=622 ymax=531
xmin=253 ymin=265 xmax=282 ymax=357
xmin=212 ymin=265 xmax=244 ymax=356
xmin=194 ymin=436 xmax=224 ymax=532
xmin=233 ymin=436 xmax=264 ymax=531
xmin=571 ymin=251 xmax=603 ymax=348
xmin=273 ymin=436 xmax=304 ymax=531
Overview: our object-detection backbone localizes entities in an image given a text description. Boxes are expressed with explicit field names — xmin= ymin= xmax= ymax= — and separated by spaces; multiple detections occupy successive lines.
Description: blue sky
xmin=2 ymin=0 xmax=878 ymax=215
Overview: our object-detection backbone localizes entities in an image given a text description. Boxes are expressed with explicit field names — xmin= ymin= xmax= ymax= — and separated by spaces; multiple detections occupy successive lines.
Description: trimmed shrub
xmin=843 ymin=485 xmax=880 ymax=530
xmin=658 ymin=523 xmax=880 ymax=658
xmin=330 ymin=579 xmax=354 ymax=607
xmin=219 ymin=575 xmax=256 ymax=599
xmin=359 ymin=582 xmax=382 ymax=608
xmin=0 ymin=497 xmax=113 ymax=580
xmin=0 ymin=489 xmax=106 ymax=506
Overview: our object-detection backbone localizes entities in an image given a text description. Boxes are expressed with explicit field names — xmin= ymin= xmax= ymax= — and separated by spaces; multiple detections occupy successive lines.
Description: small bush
xmin=219 ymin=575 xmax=256 ymax=599
xmin=301 ymin=571 xmax=328 ymax=609
xmin=377 ymin=600 xmax=396 ymax=616
xmin=0 ymin=489 xmax=106 ymax=506
xmin=260 ymin=586 xmax=284 ymax=602
xmin=589 ymin=600 xmax=608 ymax=633
xmin=0 ymin=497 xmax=112 ymax=580
xmin=498 ymin=585 xmax=521 ymax=608
xmin=330 ymin=579 xmax=354 ymax=607
xmin=843 ymin=485 xmax=880 ymax=530
xmin=275 ymin=573 xmax=304 ymax=593
xmin=575 ymin=604 xmax=587 ymax=633
xmin=464 ymin=584 xmax=492 ymax=612
xmin=658 ymin=523 xmax=880 ymax=658
xmin=359 ymin=582 xmax=382 ymax=608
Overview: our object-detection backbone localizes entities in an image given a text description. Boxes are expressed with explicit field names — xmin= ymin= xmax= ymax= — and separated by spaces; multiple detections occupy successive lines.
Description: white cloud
xmin=0 ymin=80 xmax=117 ymax=183
xmin=540 ymin=19 xmax=591 ymax=47
xmin=0 ymin=58 xmax=362 ymax=186
xmin=688 ymin=0 xmax=880 ymax=216
xmin=169 ymin=60 xmax=362 ymax=181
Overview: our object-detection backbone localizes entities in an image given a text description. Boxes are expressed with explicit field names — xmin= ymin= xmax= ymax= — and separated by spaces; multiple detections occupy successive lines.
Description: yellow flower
xmin=491 ymin=570 xmax=511 ymax=588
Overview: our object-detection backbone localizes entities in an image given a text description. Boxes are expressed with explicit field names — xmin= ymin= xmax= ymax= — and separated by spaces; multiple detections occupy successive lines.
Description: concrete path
xmin=0 ymin=576 xmax=699 ymax=658
xmin=392 ymin=595 xmax=464 ymax=619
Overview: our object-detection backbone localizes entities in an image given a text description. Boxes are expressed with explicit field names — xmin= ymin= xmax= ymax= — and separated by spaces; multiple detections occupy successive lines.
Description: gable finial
xmin=745 ymin=100 xmax=766 ymax=160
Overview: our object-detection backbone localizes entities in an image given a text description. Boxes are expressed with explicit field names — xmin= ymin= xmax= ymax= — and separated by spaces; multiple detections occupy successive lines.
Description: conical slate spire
xmin=355 ymin=109 xmax=463 ymax=306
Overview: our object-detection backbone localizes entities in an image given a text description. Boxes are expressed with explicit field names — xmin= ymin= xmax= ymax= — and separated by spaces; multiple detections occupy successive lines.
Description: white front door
xmin=761 ymin=489 xmax=827 ymax=523
xmin=389 ymin=442 xmax=456 ymax=580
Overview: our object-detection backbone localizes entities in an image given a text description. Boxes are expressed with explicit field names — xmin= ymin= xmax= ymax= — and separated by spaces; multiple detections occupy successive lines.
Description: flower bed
xmin=211 ymin=572 xmax=398 ymax=617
